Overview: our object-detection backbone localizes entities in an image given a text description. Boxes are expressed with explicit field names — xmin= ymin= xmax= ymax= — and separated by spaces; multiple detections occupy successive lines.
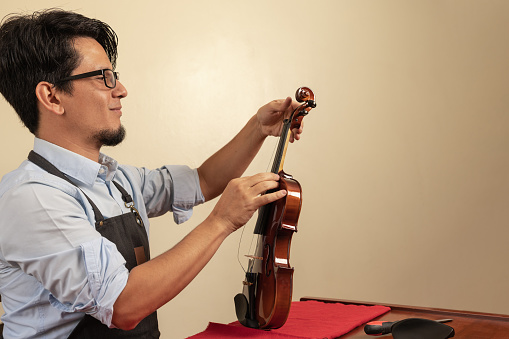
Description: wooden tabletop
xmin=300 ymin=297 xmax=509 ymax=338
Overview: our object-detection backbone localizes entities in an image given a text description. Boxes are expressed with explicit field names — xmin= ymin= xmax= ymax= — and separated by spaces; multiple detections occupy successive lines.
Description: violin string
xmin=267 ymin=136 xmax=279 ymax=173
xmin=236 ymin=145 xmax=279 ymax=273
xmin=235 ymin=119 xmax=284 ymax=273
xmin=236 ymin=224 xmax=247 ymax=273
xmin=267 ymin=111 xmax=287 ymax=173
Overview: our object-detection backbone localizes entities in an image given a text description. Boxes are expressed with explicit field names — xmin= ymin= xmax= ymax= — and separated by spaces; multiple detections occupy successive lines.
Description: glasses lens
xmin=104 ymin=70 xmax=116 ymax=88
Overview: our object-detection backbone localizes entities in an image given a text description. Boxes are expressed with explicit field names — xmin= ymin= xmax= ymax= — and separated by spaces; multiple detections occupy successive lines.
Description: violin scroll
xmin=295 ymin=86 xmax=315 ymax=104
xmin=291 ymin=87 xmax=316 ymax=130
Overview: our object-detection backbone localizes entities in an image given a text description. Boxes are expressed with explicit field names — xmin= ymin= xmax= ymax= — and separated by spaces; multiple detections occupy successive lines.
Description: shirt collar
xmin=33 ymin=138 xmax=119 ymax=186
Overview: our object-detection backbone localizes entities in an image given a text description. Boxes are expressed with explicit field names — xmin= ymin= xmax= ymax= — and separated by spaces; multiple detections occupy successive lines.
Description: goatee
xmin=94 ymin=125 xmax=126 ymax=147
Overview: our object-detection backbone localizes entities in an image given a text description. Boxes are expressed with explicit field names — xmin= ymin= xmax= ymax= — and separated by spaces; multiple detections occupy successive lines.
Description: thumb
xmin=279 ymin=96 xmax=292 ymax=111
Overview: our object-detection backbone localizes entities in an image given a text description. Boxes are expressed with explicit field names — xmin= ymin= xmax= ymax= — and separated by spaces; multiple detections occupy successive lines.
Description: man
xmin=0 ymin=9 xmax=302 ymax=338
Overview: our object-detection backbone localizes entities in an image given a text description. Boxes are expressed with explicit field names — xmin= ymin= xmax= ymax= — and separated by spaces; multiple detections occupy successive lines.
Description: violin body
xmin=255 ymin=171 xmax=301 ymax=328
xmin=234 ymin=87 xmax=315 ymax=330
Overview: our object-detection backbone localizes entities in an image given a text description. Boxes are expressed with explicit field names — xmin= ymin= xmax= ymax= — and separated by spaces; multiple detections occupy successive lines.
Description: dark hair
xmin=0 ymin=9 xmax=118 ymax=134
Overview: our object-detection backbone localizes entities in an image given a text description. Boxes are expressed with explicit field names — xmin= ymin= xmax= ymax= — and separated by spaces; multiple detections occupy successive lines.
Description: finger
xmin=282 ymin=99 xmax=301 ymax=120
xmin=289 ymin=128 xmax=300 ymax=143
xmin=256 ymin=189 xmax=287 ymax=206
xmin=290 ymin=121 xmax=304 ymax=143
xmin=244 ymin=172 xmax=280 ymax=188
xmin=250 ymin=178 xmax=281 ymax=196
xmin=290 ymin=99 xmax=302 ymax=111
xmin=271 ymin=97 xmax=292 ymax=120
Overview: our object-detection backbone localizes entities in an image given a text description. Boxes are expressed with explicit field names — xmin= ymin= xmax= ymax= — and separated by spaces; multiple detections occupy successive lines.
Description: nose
xmin=113 ymin=80 xmax=128 ymax=98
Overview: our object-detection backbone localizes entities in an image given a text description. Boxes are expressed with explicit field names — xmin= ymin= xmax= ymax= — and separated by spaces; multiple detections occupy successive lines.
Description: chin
xmin=96 ymin=125 xmax=126 ymax=147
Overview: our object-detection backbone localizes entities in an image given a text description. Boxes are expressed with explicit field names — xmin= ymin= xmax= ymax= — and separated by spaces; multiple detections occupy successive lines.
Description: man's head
xmin=0 ymin=9 xmax=119 ymax=135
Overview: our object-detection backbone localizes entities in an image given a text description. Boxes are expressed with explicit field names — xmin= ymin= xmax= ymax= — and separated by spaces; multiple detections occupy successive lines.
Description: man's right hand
xmin=209 ymin=172 xmax=287 ymax=234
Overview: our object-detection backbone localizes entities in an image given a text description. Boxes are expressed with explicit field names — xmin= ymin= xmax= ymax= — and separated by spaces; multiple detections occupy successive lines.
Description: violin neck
xmin=271 ymin=119 xmax=292 ymax=174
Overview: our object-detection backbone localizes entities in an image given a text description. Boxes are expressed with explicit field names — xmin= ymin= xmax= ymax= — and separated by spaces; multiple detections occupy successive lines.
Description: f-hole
xmin=264 ymin=243 xmax=272 ymax=277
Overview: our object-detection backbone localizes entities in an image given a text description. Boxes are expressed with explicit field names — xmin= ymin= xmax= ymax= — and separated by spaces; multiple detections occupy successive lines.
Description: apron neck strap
xmin=112 ymin=181 xmax=133 ymax=204
xmin=28 ymin=150 xmax=105 ymax=226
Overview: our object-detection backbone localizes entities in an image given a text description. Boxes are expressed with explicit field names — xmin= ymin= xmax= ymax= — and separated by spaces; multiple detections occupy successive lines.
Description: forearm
xmin=111 ymin=214 xmax=229 ymax=330
xmin=197 ymin=115 xmax=265 ymax=201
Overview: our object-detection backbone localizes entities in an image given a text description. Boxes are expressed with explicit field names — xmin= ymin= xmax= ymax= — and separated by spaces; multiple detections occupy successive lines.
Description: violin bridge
xmin=242 ymin=280 xmax=254 ymax=286
xmin=244 ymin=255 xmax=263 ymax=260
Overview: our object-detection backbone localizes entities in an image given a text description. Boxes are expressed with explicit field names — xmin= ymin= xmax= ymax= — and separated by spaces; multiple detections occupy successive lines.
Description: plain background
xmin=1 ymin=1 xmax=508 ymax=338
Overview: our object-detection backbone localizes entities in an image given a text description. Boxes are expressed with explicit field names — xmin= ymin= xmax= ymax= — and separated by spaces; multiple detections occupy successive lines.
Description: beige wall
xmin=1 ymin=0 xmax=509 ymax=337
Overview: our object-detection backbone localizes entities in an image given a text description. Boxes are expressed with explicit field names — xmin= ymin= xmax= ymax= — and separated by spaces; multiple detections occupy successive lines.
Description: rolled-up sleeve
xmin=164 ymin=165 xmax=205 ymax=224
xmin=121 ymin=165 xmax=205 ymax=224
xmin=0 ymin=180 xmax=129 ymax=328
xmin=48 ymin=238 xmax=128 ymax=327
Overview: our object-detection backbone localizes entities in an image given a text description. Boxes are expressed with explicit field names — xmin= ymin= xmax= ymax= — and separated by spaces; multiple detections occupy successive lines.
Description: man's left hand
xmin=256 ymin=97 xmax=304 ymax=142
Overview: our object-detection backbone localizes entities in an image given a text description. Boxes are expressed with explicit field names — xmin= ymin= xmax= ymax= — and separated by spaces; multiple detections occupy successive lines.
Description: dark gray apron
xmin=28 ymin=151 xmax=160 ymax=338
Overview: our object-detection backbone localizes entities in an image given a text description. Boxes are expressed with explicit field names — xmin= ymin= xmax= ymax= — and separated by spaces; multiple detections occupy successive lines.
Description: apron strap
xmin=112 ymin=180 xmax=144 ymax=227
xmin=112 ymin=181 xmax=132 ymax=204
xmin=28 ymin=151 xmax=105 ymax=226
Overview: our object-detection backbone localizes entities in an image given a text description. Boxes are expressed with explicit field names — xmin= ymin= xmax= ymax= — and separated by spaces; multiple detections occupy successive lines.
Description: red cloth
xmin=187 ymin=300 xmax=390 ymax=338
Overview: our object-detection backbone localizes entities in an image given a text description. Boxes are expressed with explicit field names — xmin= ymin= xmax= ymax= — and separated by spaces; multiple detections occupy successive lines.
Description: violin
xmin=234 ymin=87 xmax=316 ymax=329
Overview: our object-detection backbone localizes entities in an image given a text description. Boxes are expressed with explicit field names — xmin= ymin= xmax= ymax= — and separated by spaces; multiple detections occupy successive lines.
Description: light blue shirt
xmin=0 ymin=138 xmax=204 ymax=338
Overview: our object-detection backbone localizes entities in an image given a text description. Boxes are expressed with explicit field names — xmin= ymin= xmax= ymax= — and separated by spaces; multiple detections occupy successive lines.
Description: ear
xmin=35 ymin=81 xmax=65 ymax=115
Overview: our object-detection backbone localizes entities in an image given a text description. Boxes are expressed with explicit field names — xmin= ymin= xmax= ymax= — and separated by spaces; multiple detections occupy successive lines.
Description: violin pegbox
xmin=292 ymin=87 xmax=316 ymax=129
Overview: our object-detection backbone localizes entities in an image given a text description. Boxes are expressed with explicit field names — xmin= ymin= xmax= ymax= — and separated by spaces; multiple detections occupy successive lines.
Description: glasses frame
xmin=56 ymin=69 xmax=119 ymax=89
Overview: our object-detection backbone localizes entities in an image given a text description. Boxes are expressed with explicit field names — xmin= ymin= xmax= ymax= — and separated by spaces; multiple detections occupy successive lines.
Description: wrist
xmin=205 ymin=209 xmax=236 ymax=238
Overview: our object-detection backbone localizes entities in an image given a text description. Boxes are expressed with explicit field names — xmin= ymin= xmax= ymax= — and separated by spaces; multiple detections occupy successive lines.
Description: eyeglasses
xmin=56 ymin=69 xmax=119 ymax=89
